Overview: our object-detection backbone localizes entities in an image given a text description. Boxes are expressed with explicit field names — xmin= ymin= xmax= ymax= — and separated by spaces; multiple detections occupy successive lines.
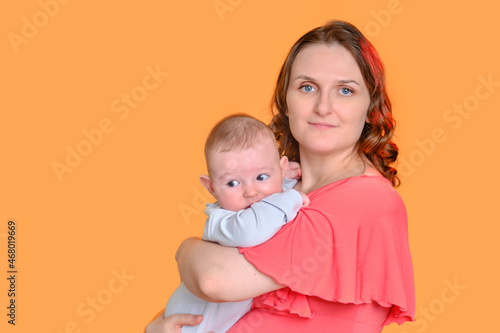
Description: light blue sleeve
xmin=201 ymin=188 xmax=303 ymax=247
xmin=282 ymin=177 xmax=298 ymax=190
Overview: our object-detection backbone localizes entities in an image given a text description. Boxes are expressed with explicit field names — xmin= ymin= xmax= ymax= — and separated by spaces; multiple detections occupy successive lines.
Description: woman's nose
xmin=314 ymin=91 xmax=333 ymax=116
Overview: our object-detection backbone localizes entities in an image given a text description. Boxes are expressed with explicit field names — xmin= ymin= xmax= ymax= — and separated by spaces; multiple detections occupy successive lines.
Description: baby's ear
xmin=199 ymin=175 xmax=215 ymax=196
xmin=279 ymin=156 xmax=289 ymax=179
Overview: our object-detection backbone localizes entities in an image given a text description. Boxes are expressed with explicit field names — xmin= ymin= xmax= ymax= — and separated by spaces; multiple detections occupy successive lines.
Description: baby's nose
xmin=243 ymin=185 xmax=258 ymax=198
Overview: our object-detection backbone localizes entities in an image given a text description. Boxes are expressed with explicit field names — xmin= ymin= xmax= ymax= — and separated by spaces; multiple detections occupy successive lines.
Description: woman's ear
xmin=279 ymin=156 xmax=289 ymax=179
xmin=199 ymin=175 xmax=215 ymax=197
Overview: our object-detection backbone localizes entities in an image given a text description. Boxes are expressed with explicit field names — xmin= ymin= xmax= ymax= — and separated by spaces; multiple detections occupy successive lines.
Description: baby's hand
xmin=297 ymin=191 xmax=310 ymax=207
xmin=286 ymin=161 xmax=302 ymax=180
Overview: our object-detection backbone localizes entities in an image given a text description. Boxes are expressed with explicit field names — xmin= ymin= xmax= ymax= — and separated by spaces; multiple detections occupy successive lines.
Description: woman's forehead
xmin=291 ymin=44 xmax=362 ymax=80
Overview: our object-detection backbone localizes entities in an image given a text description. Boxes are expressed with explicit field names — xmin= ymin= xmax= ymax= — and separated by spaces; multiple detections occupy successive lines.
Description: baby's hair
xmin=205 ymin=113 xmax=277 ymax=170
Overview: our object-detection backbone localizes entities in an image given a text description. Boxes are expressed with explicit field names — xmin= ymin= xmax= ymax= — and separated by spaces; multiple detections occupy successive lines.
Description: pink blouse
xmin=227 ymin=175 xmax=415 ymax=332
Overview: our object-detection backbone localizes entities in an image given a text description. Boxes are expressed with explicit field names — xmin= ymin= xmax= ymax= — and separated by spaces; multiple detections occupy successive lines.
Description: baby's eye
xmin=339 ymin=87 xmax=353 ymax=96
xmin=300 ymin=85 xmax=316 ymax=93
xmin=256 ymin=174 xmax=269 ymax=181
xmin=227 ymin=180 xmax=240 ymax=187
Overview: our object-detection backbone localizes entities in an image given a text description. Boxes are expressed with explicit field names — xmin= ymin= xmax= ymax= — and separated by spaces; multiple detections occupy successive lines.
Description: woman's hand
xmin=145 ymin=312 xmax=213 ymax=333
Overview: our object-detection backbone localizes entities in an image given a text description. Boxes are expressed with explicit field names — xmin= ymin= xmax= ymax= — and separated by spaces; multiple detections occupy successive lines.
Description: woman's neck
xmin=297 ymin=148 xmax=371 ymax=194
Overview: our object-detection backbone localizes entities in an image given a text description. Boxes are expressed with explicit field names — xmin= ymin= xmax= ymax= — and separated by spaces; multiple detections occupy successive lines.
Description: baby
xmin=164 ymin=114 xmax=309 ymax=332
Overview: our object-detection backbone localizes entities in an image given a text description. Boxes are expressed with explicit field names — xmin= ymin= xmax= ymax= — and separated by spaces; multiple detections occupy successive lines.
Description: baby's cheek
xmin=269 ymin=181 xmax=285 ymax=195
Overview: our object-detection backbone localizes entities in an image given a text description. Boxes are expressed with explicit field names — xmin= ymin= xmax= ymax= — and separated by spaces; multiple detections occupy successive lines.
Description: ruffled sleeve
xmin=239 ymin=175 xmax=415 ymax=326
xmin=252 ymin=287 xmax=313 ymax=318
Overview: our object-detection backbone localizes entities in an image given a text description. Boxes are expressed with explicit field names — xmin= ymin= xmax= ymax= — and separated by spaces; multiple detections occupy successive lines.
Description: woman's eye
xmin=300 ymin=85 xmax=316 ymax=93
xmin=340 ymin=87 xmax=353 ymax=96
xmin=227 ymin=180 xmax=240 ymax=187
xmin=256 ymin=174 xmax=269 ymax=181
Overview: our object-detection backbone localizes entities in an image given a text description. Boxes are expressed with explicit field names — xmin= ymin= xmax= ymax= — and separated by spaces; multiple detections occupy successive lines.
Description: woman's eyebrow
xmin=294 ymin=75 xmax=315 ymax=81
xmin=293 ymin=75 xmax=360 ymax=86
xmin=337 ymin=79 xmax=360 ymax=86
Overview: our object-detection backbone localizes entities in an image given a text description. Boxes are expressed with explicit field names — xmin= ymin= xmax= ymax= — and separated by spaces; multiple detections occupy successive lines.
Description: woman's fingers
xmin=145 ymin=313 xmax=204 ymax=333
xmin=166 ymin=314 xmax=203 ymax=327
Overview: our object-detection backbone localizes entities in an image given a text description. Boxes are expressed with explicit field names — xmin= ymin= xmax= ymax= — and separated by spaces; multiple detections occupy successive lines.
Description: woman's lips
xmin=309 ymin=122 xmax=336 ymax=129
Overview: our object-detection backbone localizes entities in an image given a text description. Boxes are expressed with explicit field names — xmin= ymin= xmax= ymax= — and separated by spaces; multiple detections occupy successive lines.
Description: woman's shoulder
xmin=308 ymin=174 xmax=406 ymax=220
xmin=313 ymin=173 xmax=400 ymax=200
xmin=346 ymin=174 xmax=400 ymax=198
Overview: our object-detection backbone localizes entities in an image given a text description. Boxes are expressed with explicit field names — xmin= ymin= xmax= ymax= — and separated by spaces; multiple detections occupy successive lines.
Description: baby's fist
xmin=286 ymin=161 xmax=302 ymax=180
xmin=297 ymin=191 xmax=310 ymax=207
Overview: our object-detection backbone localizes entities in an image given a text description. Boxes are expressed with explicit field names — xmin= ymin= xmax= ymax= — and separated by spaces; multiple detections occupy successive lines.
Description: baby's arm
xmin=201 ymin=189 xmax=304 ymax=248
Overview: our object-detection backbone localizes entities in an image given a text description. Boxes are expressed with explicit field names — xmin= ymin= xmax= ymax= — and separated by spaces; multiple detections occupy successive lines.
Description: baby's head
xmin=200 ymin=114 xmax=288 ymax=211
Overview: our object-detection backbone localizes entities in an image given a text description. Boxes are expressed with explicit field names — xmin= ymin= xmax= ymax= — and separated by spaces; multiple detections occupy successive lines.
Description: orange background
xmin=1 ymin=0 xmax=499 ymax=332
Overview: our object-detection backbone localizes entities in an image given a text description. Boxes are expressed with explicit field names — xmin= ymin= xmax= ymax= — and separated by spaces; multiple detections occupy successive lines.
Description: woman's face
xmin=286 ymin=43 xmax=371 ymax=159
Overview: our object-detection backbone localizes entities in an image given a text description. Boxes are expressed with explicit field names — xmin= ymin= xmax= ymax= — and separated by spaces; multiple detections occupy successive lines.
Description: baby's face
xmin=206 ymin=140 xmax=287 ymax=211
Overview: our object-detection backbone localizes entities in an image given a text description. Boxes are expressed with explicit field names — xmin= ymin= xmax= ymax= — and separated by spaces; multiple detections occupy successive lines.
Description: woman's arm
xmin=176 ymin=237 xmax=284 ymax=302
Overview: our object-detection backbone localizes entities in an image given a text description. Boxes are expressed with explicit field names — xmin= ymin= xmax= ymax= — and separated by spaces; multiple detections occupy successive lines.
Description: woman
xmin=147 ymin=20 xmax=415 ymax=332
